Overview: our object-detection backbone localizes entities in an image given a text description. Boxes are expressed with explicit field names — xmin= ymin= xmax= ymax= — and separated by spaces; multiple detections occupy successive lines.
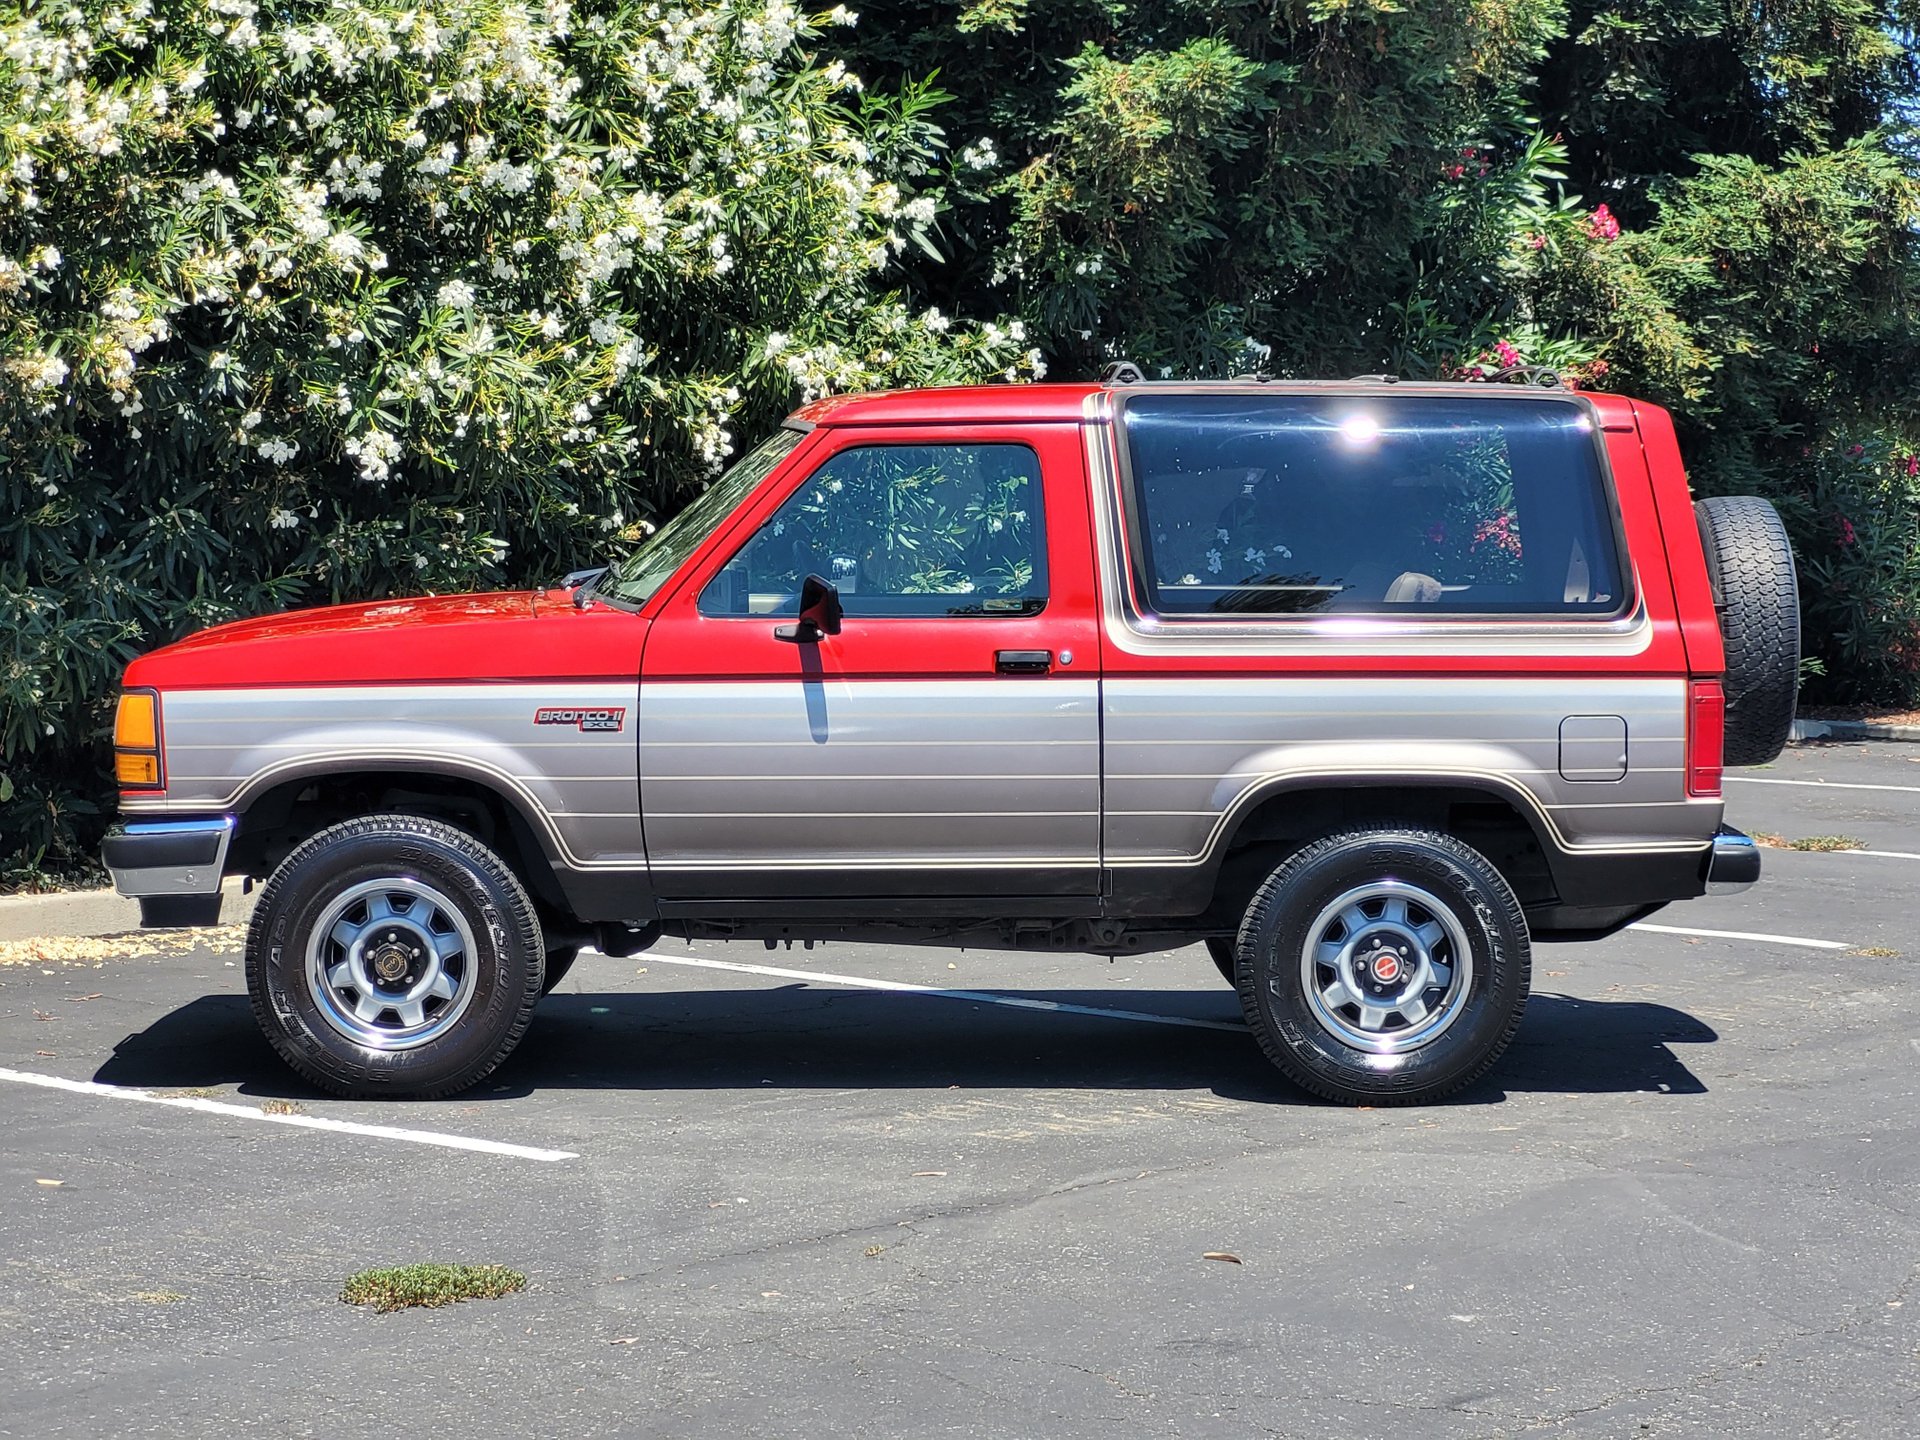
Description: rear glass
xmin=1120 ymin=394 xmax=1626 ymax=618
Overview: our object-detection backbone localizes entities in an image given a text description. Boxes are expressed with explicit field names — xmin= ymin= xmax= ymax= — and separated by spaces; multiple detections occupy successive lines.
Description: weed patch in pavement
xmin=341 ymin=1263 xmax=527 ymax=1314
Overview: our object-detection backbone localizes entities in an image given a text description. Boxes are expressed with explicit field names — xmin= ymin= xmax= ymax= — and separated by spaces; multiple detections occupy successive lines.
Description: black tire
xmin=1695 ymin=495 xmax=1799 ymax=766
xmin=1205 ymin=936 xmax=1238 ymax=984
xmin=1234 ymin=829 xmax=1530 ymax=1106
xmin=245 ymin=814 xmax=544 ymax=1099
xmin=540 ymin=945 xmax=581 ymax=996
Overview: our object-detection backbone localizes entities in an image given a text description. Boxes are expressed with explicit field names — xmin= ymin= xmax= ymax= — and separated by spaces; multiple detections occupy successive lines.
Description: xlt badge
xmin=534 ymin=706 xmax=626 ymax=733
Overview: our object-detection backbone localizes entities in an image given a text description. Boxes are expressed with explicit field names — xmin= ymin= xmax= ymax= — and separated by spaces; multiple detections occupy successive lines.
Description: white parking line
xmin=0 ymin=1067 xmax=578 ymax=1162
xmin=1729 ymin=776 xmax=1920 ymax=795
xmin=1838 ymin=848 xmax=1920 ymax=861
xmin=1627 ymin=923 xmax=1851 ymax=951
xmin=641 ymin=952 xmax=1248 ymax=1032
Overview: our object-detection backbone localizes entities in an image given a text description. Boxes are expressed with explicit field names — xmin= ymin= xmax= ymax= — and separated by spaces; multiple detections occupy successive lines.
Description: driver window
xmin=699 ymin=442 xmax=1049 ymax=618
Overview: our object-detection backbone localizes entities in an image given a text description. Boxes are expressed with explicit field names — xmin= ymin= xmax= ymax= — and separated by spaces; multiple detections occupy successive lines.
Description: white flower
xmin=826 ymin=5 xmax=859 ymax=24
xmin=960 ymin=138 xmax=998 ymax=171
xmin=342 ymin=428 xmax=402 ymax=482
xmin=920 ymin=306 xmax=950 ymax=333
xmin=269 ymin=507 xmax=300 ymax=529
xmin=29 ymin=245 xmax=61 ymax=271
xmin=12 ymin=351 xmax=68 ymax=389
xmin=437 ymin=279 xmax=476 ymax=309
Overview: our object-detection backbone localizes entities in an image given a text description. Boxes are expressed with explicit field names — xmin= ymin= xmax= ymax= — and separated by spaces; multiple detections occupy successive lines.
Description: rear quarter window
xmin=1119 ymin=393 xmax=1627 ymax=618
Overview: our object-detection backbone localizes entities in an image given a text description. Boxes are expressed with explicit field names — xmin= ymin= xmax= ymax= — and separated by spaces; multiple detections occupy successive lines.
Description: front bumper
xmin=103 ymin=816 xmax=236 ymax=927
xmin=1704 ymin=825 xmax=1761 ymax=896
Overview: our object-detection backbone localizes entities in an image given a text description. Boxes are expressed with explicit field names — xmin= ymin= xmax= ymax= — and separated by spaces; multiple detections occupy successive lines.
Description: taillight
xmin=1687 ymin=679 xmax=1725 ymax=797
xmin=114 ymin=689 xmax=164 ymax=790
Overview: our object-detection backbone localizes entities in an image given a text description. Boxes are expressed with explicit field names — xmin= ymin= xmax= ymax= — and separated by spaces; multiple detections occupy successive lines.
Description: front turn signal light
xmin=114 ymin=689 xmax=164 ymax=790
xmin=115 ymin=751 xmax=161 ymax=786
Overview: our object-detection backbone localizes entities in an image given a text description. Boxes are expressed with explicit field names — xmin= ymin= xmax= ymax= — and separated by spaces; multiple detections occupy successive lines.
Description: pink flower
xmin=1587 ymin=358 xmax=1609 ymax=377
xmin=1850 ymin=444 xmax=1865 ymax=457
xmin=1426 ymin=521 xmax=1448 ymax=546
xmin=1904 ymin=455 xmax=1918 ymax=478
xmin=1838 ymin=517 xmax=1857 ymax=547
xmin=1523 ymin=233 xmax=1546 ymax=251
xmin=1585 ymin=204 xmax=1620 ymax=241
xmin=1443 ymin=164 xmax=1466 ymax=180
xmin=1493 ymin=340 xmax=1522 ymax=368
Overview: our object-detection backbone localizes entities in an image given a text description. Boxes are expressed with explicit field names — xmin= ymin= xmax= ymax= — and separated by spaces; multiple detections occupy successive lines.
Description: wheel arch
xmin=227 ymin=759 xmax=574 ymax=918
xmin=1185 ymin=772 xmax=1564 ymax=925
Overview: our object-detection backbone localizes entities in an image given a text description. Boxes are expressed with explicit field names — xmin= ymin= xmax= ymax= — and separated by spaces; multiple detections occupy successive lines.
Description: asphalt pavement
xmin=2 ymin=742 xmax=1917 ymax=1438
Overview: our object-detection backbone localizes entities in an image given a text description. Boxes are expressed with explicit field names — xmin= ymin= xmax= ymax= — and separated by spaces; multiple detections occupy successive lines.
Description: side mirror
xmin=773 ymin=573 xmax=844 ymax=644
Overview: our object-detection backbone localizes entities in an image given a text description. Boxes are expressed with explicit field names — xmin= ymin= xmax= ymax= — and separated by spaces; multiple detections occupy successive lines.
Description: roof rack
xmin=1100 ymin=359 xmax=1147 ymax=386
xmin=1480 ymin=365 xmax=1564 ymax=388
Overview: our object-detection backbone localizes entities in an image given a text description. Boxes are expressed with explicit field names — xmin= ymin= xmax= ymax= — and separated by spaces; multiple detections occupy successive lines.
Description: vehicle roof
xmin=791 ymin=380 xmax=1636 ymax=427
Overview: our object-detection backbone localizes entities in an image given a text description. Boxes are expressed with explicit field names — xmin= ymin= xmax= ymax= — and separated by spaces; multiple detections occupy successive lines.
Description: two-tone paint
xmin=113 ymin=381 xmax=1735 ymax=933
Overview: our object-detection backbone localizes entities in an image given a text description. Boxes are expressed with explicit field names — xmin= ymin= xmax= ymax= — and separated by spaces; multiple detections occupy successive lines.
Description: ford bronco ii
xmin=104 ymin=374 xmax=1799 ymax=1105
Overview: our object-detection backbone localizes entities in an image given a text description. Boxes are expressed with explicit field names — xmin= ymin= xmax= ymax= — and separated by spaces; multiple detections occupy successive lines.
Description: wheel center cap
xmin=371 ymin=944 xmax=411 ymax=983
xmin=1368 ymin=951 xmax=1402 ymax=984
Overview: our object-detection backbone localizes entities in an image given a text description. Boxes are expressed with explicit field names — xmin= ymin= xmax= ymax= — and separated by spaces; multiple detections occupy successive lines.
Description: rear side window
xmin=1120 ymin=394 xmax=1626 ymax=618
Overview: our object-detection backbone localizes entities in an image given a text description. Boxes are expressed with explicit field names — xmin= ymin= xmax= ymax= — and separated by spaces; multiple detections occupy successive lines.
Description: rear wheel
xmin=246 ymin=814 xmax=543 ymax=1099
xmin=1233 ymin=828 xmax=1530 ymax=1105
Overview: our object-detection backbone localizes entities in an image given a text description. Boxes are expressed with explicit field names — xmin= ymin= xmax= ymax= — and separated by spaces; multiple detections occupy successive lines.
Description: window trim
xmin=695 ymin=438 xmax=1053 ymax=622
xmin=1107 ymin=387 xmax=1637 ymax=627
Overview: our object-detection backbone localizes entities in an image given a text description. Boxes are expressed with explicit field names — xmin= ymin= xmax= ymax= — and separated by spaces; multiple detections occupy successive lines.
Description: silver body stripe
xmin=122 ymin=684 xmax=643 ymax=870
xmin=1101 ymin=675 xmax=1715 ymax=865
xmin=638 ymin=679 xmax=1102 ymax=871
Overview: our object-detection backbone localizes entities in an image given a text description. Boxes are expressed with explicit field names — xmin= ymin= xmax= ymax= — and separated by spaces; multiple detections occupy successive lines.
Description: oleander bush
xmin=0 ymin=0 xmax=1040 ymax=880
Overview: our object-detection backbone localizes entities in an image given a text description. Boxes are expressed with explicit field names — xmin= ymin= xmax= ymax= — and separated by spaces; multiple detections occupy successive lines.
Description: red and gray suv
xmin=103 ymin=375 xmax=1799 ymax=1104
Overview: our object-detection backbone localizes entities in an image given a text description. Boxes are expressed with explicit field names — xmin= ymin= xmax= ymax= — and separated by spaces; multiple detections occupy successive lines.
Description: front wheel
xmin=1232 ymin=829 xmax=1530 ymax=1105
xmin=246 ymin=814 xmax=544 ymax=1099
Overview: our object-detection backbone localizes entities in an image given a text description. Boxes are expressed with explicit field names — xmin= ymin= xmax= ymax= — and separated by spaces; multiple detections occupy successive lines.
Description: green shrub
xmin=0 ymin=0 xmax=1039 ymax=880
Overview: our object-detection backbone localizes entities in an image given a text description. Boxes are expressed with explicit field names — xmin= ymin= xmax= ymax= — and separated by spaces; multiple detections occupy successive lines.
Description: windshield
xmin=597 ymin=428 xmax=806 ymax=608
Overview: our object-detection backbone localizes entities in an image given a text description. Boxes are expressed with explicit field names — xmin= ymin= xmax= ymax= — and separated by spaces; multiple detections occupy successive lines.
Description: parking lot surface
xmin=3 ymin=742 xmax=1918 ymax=1438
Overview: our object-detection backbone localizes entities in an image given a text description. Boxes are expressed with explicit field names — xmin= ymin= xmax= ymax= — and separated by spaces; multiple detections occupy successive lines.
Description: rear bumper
xmin=103 ymin=816 xmax=235 ymax=927
xmin=1704 ymin=825 xmax=1761 ymax=895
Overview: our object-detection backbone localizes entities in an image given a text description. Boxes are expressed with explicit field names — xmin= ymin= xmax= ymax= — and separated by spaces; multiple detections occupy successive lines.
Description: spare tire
xmin=1695 ymin=495 xmax=1800 ymax=766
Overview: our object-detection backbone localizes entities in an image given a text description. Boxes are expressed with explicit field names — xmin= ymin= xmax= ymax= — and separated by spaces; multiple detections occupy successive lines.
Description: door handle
xmin=995 ymin=649 xmax=1053 ymax=675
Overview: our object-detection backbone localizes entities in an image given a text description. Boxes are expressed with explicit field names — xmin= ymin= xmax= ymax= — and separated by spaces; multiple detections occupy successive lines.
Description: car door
xmin=638 ymin=422 xmax=1103 ymax=904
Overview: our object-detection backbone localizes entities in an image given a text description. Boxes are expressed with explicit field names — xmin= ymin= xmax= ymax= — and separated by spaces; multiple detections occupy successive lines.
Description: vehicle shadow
xmin=90 ymin=987 xmax=1716 ymax=1104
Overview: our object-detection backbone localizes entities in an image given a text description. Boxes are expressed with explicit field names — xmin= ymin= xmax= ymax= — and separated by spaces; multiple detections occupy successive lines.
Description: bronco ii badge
xmin=534 ymin=706 xmax=626 ymax=733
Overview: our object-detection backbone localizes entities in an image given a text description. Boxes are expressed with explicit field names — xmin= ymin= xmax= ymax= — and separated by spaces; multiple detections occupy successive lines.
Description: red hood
xmin=124 ymin=590 xmax=648 ymax=689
